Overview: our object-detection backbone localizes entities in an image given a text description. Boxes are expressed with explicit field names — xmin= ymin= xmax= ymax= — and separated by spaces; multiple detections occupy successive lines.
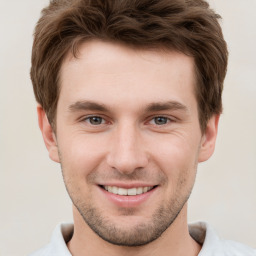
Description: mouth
xmin=98 ymin=184 xmax=158 ymax=207
xmin=100 ymin=185 xmax=157 ymax=196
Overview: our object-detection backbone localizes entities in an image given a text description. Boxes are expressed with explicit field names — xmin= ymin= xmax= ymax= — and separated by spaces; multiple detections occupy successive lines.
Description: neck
xmin=67 ymin=204 xmax=201 ymax=256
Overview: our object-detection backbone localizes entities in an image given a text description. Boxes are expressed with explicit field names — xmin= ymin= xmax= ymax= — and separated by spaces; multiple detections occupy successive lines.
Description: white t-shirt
xmin=29 ymin=222 xmax=256 ymax=256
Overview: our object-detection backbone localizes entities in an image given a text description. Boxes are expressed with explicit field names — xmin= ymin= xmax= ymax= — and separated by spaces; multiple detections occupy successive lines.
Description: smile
xmin=102 ymin=186 xmax=154 ymax=196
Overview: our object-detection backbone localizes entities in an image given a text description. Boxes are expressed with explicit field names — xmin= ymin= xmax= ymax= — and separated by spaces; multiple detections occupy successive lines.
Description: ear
xmin=198 ymin=115 xmax=220 ymax=163
xmin=37 ymin=105 xmax=60 ymax=163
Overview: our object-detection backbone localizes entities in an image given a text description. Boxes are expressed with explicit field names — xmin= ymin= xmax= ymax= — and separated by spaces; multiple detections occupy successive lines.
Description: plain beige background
xmin=0 ymin=0 xmax=255 ymax=255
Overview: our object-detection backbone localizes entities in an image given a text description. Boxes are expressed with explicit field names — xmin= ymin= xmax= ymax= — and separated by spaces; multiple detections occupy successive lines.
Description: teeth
xmin=118 ymin=188 xmax=128 ymax=196
xmin=137 ymin=187 xmax=143 ymax=195
xmin=112 ymin=186 xmax=118 ymax=194
xmin=127 ymin=188 xmax=136 ymax=196
xmin=103 ymin=186 xmax=153 ymax=196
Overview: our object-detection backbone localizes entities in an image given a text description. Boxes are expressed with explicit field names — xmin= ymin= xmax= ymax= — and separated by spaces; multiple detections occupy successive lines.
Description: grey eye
xmin=87 ymin=116 xmax=104 ymax=125
xmin=153 ymin=116 xmax=168 ymax=125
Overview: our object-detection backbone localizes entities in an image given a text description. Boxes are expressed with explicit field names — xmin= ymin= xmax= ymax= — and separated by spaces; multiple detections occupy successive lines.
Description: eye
xmin=149 ymin=116 xmax=170 ymax=125
xmin=84 ymin=116 xmax=106 ymax=125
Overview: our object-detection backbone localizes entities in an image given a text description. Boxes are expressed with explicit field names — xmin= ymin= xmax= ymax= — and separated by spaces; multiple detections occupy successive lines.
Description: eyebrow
xmin=145 ymin=101 xmax=188 ymax=113
xmin=68 ymin=100 xmax=188 ymax=113
xmin=69 ymin=101 xmax=108 ymax=112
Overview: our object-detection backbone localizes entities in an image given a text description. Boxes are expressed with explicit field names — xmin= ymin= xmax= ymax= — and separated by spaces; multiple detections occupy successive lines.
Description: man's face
xmin=42 ymin=40 xmax=217 ymax=246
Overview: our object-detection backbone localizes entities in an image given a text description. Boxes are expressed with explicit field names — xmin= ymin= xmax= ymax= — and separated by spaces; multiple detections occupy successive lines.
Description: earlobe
xmin=37 ymin=105 xmax=60 ymax=163
xmin=198 ymin=115 xmax=220 ymax=163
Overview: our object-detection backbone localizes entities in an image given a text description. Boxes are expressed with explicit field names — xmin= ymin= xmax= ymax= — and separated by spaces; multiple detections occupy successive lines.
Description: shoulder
xmin=28 ymin=223 xmax=73 ymax=256
xmin=28 ymin=245 xmax=51 ymax=256
xmin=219 ymin=239 xmax=256 ymax=255
xmin=189 ymin=222 xmax=256 ymax=256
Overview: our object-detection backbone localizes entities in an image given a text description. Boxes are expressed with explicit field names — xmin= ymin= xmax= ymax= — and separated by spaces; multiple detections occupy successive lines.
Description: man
xmin=29 ymin=0 xmax=255 ymax=255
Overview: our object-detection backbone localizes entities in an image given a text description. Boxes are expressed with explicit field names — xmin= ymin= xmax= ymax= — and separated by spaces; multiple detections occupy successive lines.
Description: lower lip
xmin=99 ymin=186 xmax=157 ymax=208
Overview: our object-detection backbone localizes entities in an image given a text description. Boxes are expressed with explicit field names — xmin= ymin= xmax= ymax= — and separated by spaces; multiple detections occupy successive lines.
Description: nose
xmin=106 ymin=122 xmax=148 ymax=174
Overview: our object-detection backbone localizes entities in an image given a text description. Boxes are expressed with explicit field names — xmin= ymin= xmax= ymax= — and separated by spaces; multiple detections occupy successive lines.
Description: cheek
xmin=58 ymin=133 xmax=107 ymax=177
xmin=152 ymin=134 xmax=198 ymax=165
xmin=150 ymin=134 xmax=200 ymax=184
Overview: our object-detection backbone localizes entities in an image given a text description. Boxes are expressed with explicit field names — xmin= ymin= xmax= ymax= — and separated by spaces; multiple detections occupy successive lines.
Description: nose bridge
xmin=107 ymin=120 xmax=148 ymax=173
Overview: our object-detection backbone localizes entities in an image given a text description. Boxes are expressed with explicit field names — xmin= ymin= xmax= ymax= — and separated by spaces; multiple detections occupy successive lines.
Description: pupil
xmin=155 ymin=117 xmax=167 ymax=125
xmin=90 ymin=117 xmax=102 ymax=125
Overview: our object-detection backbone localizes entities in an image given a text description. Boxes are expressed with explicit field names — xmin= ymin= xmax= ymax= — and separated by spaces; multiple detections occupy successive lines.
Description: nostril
xmin=106 ymin=154 xmax=149 ymax=175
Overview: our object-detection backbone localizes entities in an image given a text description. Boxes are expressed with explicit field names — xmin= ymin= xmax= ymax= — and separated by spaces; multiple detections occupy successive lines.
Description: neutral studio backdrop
xmin=0 ymin=0 xmax=255 ymax=255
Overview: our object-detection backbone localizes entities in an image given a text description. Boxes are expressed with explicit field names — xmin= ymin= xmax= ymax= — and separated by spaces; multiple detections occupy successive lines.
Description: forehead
xmin=62 ymin=40 xmax=194 ymax=76
xmin=59 ymin=40 xmax=197 ymax=112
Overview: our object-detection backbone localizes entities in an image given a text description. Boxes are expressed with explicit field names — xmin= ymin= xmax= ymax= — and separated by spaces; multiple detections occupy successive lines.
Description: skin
xmin=38 ymin=40 xmax=219 ymax=256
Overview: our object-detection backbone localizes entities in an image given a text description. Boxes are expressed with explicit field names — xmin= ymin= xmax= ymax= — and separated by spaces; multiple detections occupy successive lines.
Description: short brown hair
xmin=31 ymin=0 xmax=228 ymax=132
